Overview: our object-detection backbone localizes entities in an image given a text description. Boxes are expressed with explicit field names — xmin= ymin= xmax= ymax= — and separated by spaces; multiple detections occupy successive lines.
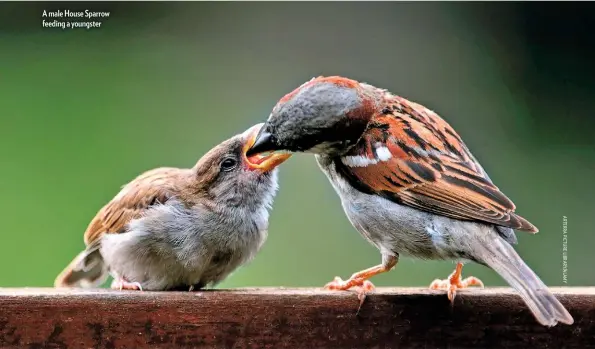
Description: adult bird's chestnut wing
xmin=83 ymin=168 xmax=180 ymax=245
xmin=337 ymin=99 xmax=538 ymax=232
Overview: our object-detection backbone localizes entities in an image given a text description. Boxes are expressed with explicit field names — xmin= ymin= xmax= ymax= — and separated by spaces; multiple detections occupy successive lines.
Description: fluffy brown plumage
xmin=55 ymin=123 xmax=291 ymax=291
xmin=82 ymin=168 xmax=187 ymax=247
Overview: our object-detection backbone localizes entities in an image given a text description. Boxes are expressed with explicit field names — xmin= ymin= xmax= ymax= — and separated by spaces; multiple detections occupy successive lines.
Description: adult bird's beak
xmin=244 ymin=125 xmax=291 ymax=172
xmin=245 ymin=128 xmax=278 ymax=157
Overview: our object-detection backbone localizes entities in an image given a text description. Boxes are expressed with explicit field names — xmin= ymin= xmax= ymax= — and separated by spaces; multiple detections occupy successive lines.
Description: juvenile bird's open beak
xmin=243 ymin=124 xmax=291 ymax=172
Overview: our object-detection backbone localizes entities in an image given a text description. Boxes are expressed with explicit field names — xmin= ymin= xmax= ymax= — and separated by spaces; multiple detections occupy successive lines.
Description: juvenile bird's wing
xmin=83 ymin=167 xmax=184 ymax=245
xmin=337 ymin=96 xmax=538 ymax=232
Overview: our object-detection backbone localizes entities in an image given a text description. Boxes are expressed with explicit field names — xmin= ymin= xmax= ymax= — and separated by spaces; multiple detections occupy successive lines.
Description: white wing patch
xmin=341 ymin=143 xmax=392 ymax=167
xmin=341 ymin=155 xmax=378 ymax=167
xmin=374 ymin=143 xmax=392 ymax=161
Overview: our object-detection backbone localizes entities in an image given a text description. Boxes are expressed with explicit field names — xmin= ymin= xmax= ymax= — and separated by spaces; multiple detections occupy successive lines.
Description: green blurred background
xmin=1 ymin=2 xmax=593 ymax=289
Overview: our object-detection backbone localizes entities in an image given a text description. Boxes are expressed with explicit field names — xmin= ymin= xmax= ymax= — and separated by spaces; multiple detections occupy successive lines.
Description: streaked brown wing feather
xmin=83 ymin=168 xmax=184 ymax=245
xmin=342 ymin=98 xmax=538 ymax=232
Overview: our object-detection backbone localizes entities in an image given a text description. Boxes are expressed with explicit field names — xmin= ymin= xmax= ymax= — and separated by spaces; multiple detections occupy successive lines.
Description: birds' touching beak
xmin=245 ymin=127 xmax=279 ymax=157
xmin=244 ymin=125 xmax=291 ymax=171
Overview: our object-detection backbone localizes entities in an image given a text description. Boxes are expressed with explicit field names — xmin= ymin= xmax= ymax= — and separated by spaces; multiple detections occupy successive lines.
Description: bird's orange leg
xmin=429 ymin=262 xmax=483 ymax=302
xmin=324 ymin=255 xmax=398 ymax=308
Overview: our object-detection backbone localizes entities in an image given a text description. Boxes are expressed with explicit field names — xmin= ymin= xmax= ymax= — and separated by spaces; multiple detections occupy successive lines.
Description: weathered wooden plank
xmin=0 ymin=287 xmax=593 ymax=348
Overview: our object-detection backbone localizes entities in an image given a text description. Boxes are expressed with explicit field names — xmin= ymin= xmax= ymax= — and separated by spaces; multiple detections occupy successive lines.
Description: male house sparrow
xmin=55 ymin=124 xmax=291 ymax=291
xmin=246 ymin=76 xmax=573 ymax=326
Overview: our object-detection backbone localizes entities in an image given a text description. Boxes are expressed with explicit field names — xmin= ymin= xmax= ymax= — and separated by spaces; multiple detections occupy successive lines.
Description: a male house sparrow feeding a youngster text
xmin=55 ymin=124 xmax=291 ymax=291
xmin=246 ymin=76 xmax=573 ymax=326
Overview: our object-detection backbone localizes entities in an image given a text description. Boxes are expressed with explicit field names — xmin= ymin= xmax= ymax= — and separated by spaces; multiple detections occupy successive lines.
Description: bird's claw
xmin=354 ymin=280 xmax=375 ymax=314
xmin=111 ymin=279 xmax=143 ymax=291
xmin=324 ymin=276 xmax=376 ymax=314
xmin=324 ymin=275 xmax=373 ymax=291
xmin=324 ymin=276 xmax=350 ymax=290
xmin=429 ymin=275 xmax=483 ymax=302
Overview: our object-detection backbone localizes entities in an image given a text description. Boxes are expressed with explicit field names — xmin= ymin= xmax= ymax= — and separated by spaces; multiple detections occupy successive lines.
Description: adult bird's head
xmin=246 ymin=76 xmax=381 ymax=157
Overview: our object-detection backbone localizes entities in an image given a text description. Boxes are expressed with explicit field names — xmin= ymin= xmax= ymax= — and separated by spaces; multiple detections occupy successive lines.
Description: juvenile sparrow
xmin=246 ymin=76 xmax=573 ymax=326
xmin=55 ymin=123 xmax=291 ymax=291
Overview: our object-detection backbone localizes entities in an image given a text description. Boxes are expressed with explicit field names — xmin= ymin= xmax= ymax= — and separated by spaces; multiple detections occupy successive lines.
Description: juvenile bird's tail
xmin=54 ymin=241 xmax=108 ymax=288
xmin=475 ymin=234 xmax=573 ymax=326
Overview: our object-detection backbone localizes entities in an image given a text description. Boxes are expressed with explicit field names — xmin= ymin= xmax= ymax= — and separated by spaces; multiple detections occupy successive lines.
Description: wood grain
xmin=0 ymin=287 xmax=593 ymax=348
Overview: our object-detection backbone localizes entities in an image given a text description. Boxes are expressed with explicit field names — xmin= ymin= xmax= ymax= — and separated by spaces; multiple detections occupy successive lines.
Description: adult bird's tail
xmin=474 ymin=234 xmax=573 ymax=326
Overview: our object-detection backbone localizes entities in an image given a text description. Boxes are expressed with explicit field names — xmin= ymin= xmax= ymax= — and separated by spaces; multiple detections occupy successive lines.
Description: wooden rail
xmin=0 ymin=287 xmax=593 ymax=348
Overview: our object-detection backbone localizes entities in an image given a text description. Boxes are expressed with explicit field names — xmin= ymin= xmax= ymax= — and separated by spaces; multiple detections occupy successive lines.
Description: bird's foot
xmin=325 ymin=276 xmax=376 ymax=312
xmin=429 ymin=263 xmax=483 ymax=302
xmin=324 ymin=275 xmax=372 ymax=291
xmin=323 ymin=262 xmax=396 ymax=312
xmin=111 ymin=278 xmax=143 ymax=291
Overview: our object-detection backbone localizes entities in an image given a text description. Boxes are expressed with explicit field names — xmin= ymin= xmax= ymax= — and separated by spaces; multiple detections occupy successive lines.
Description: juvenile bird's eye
xmin=220 ymin=157 xmax=237 ymax=172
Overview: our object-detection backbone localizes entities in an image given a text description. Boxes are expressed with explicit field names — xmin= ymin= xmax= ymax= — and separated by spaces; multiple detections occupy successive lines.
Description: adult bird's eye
xmin=220 ymin=157 xmax=237 ymax=172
